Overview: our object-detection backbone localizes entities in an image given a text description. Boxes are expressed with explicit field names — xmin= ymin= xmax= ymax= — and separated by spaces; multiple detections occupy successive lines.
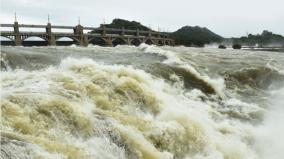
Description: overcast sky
xmin=1 ymin=0 xmax=283 ymax=37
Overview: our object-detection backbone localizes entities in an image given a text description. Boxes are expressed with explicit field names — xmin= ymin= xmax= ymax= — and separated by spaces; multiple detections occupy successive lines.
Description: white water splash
xmin=139 ymin=43 xmax=226 ymax=98
xmin=254 ymin=86 xmax=284 ymax=159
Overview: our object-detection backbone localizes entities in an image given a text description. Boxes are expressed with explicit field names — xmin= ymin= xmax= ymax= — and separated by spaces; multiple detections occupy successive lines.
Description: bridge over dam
xmin=0 ymin=21 xmax=175 ymax=47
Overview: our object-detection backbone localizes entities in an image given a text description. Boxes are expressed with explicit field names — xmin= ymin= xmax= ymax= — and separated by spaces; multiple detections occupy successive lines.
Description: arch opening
xmin=0 ymin=36 xmax=15 ymax=46
xmin=112 ymin=38 xmax=127 ymax=46
xmin=89 ymin=37 xmax=107 ymax=46
xmin=165 ymin=40 xmax=170 ymax=46
xmin=145 ymin=39 xmax=154 ymax=45
xmin=157 ymin=40 xmax=164 ymax=46
xmin=56 ymin=37 xmax=80 ymax=46
xmin=22 ymin=36 xmax=48 ymax=46
xmin=131 ymin=39 xmax=141 ymax=46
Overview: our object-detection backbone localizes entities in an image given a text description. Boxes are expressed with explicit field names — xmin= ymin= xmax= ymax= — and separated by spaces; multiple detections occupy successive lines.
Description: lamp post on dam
xmin=1 ymin=16 xmax=175 ymax=47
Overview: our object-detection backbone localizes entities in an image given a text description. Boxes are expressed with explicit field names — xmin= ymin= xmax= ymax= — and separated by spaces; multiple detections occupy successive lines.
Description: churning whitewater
xmin=1 ymin=44 xmax=284 ymax=159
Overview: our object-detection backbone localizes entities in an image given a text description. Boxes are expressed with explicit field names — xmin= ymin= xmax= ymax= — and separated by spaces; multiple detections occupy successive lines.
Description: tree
xmin=233 ymin=44 xmax=242 ymax=49
xmin=218 ymin=45 xmax=226 ymax=49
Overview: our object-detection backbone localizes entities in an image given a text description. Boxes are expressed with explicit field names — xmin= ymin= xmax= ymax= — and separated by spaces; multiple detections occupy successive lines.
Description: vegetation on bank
xmin=218 ymin=45 xmax=226 ymax=49
xmin=232 ymin=44 xmax=242 ymax=49
xmin=231 ymin=30 xmax=284 ymax=47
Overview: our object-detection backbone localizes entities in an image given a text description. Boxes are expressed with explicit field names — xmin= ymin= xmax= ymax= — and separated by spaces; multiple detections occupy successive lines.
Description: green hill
xmin=171 ymin=26 xmax=223 ymax=47
xmin=103 ymin=18 xmax=151 ymax=31
xmin=93 ymin=19 xmax=224 ymax=46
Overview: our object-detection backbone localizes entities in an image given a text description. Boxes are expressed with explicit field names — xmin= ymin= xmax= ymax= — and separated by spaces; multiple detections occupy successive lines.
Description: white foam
xmin=1 ymin=51 xmax=280 ymax=159
xmin=139 ymin=44 xmax=226 ymax=98
xmin=253 ymin=86 xmax=284 ymax=159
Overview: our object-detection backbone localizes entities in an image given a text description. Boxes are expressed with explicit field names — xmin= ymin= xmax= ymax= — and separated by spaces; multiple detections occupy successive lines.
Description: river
xmin=1 ymin=44 xmax=284 ymax=159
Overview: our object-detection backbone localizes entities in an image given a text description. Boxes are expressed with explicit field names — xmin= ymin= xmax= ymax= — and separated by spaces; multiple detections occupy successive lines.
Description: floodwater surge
xmin=1 ymin=45 xmax=284 ymax=159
